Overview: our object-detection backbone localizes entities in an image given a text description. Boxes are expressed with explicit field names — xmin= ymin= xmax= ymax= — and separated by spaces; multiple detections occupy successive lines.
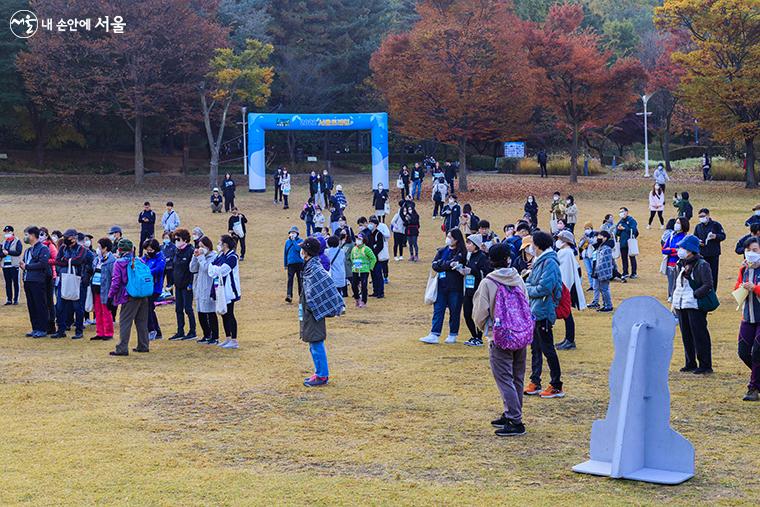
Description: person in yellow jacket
xmin=349 ymin=234 xmax=376 ymax=308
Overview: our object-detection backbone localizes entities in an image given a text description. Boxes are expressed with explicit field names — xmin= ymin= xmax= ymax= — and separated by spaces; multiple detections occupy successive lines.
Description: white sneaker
xmin=217 ymin=338 xmax=231 ymax=347
xmin=660 ymin=224 xmax=665 ymax=230
xmin=444 ymin=334 xmax=457 ymax=344
xmin=394 ymin=256 xmax=400 ymax=261
xmin=419 ymin=334 xmax=440 ymax=344
xmin=221 ymin=339 xmax=238 ymax=349
xmin=646 ymin=225 xmax=651 ymax=230
xmin=398 ymin=256 xmax=404 ymax=261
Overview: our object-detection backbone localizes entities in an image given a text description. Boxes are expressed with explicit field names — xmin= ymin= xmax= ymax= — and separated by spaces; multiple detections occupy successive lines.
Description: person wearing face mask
xmin=160 ymin=232 xmax=176 ymax=299
xmin=662 ymin=217 xmax=689 ymax=301
xmin=19 ymin=227 xmax=51 ymax=338
xmin=222 ymin=173 xmax=236 ymax=212
xmin=77 ymin=233 xmax=96 ymax=327
xmin=735 ymin=237 xmax=760 ymax=401
xmin=550 ymin=192 xmax=566 ymax=234
xmin=280 ymin=168 xmax=291 ymax=209
xmin=90 ymin=237 xmax=115 ymax=341
xmin=108 ymin=239 xmax=151 ymax=356
xmin=190 ymin=236 xmax=219 ymax=344
xmin=615 ymin=207 xmax=639 ymax=280
xmin=372 ymin=183 xmax=389 ymax=223
xmin=39 ymin=227 xmax=58 ymax=334
xmin=140 ymin=238 xmax=165 ymax=341
xmin=2 ymin=226 xmax=22 ymax=305
xmin=441 ymin=194 xmax=461 ymax=234
xmin=693 ymin=208 xmax=726 ymax=290
xmin=339 ymin=231 xmax=354 ymax=295
xmin=411 ymin=162 xmax=424 ymax=200
xmin=299 ymin=237 xmax=344 ymax=387
xmin=349 ymin=230 xmax=376 ymax=308
xmin=313 ymin=172 xmax=326 ymax=209
xmin=284 ymin=226 xmax=304 ymax=304
xmin=555 ymin=230 xmax=586 ymax=351
xmin=190 ymin=227 xmax=205 ymax=249
xmin=332 ymin=184 xmax=348 ymax=213
xmin=745 ymin=203 xmax=760 ymax=228
xmin=736 ymin=223 xmax=760 ymax=256
xmin=444 ymin=160 xmax=458 ymax=189
xmin=273 ymin=167 xmax=283 ymax=204
xmin=308 ymin=170 xmax=318 ymax=198
xmin=322 ymin=169 xmax=334 ymax=206
xmin=420 ymin=229 xmax=468 ymax=344
xmin=209 ymin=235 xmax=242 ymax=349
xmin=227 ymin=208 xmax=248 ymax=261
xmin=577 ymin=222 xmax=596 ymax=292
xmin=325 ymin=235 xmax=347 ymax=299
xmin=335 ymin=216 xmax=355 ymax=243
xmin=210 ymin=188 xmax=224 ymax=213
xmin=647 ymin=183 xmax=666 ymax=229
xmin=564 ymin=196 xmax=578 ymax=233
xmin=366 ymin=216 xmax=386 ymax=298
xmin=138 ymin=201 xmax=156 ymax=256
xmin=300 ymin=198 xmax=317 ymax=237
xmin=51 ymin=229 xmax=87 ymax=339
xmin=537 ymin=149 xmax=548 ymax=178
xmin=161 ymin=201 xmax=180 ymax=234
xmin=673 ymin=191 xmax=693 ymax=220
xmin=391 ymin=201 xmax=408 ymax=262
xmin=653 ymin=162 xmax=670 ymax=193
xmin=671 ymin=234 xmax=715 ymax=374
xmin=403 ymin=201 xmax=421 ymax=262
xmin=107 ymin=226 xmax=123 ymax=254
xmin=587 ymin=230 xmax=614 ymax=312
xmin=524 ymin=195 xmax=538 ymax=229
xmin=430 ymin=177 xmax=448 ymax=219
xmin=461 ymin=234 xmax=493 ymax=347
xmin=169 ymin=229 xmax=197 ymax=341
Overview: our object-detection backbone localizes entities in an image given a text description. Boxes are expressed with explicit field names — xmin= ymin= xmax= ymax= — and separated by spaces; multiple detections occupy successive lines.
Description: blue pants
xmin=412 ymin=180 xmax=422 ymax=200
xmin=583 ymin=257 xmax=595 ymax=289
xmin=431 ymin=289 xmax=463 ymax=336
xmin=309 ymin=340 xmax=329 ymax=378
xmin=370 ymin=262 xmax=384 ymax=297
xmin=306 ymin=221 xmax=315 ymax=237
xmin=56 ymin=285 xmax=83 ymax=334
xmin=593 ymin=279 xmax=612 ymax=308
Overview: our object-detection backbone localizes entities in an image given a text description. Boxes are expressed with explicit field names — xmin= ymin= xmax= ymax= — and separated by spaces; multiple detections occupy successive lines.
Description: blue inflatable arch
xmin=247 ymin=112 xmax=389 ymax=192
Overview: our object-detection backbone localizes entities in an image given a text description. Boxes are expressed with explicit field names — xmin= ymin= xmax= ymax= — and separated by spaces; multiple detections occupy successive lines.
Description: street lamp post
xmin=637 ymin=94 xmax=652 ymax=178
xmin=241 ymin=106 xmax=248 ymax=176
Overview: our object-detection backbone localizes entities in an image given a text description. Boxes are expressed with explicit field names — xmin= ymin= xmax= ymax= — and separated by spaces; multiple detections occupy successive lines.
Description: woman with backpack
xmin=555 ymin=230 xmax=586 ymax=351
xmin=431 ymin=177 xmax=448 ymax=219
xmin=107 ymin=239 xmax=151 ymax=356
xmin=473 ymin=242 xmax=530 ymax=437
xmin=671 ymin=234 xmax=714 ymax=374
xmin=419 ymin=229 xmax=468 ymax=344
xmin=462 ymin=234 xmax=492 ymax=347
xmin=141 ymin=238 xmax=165 ymax=341
xmin=325 ymin=235 xmax=347 ymax=298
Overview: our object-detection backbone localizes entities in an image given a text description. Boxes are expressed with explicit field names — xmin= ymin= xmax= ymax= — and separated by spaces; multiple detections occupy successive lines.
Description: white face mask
xmin=674 ymin=222 xmax=682 ymax=232
xmin=368 ymin=224 xmax=376 ymax=231
xmin=192 ymin=234 xmax=199 ymax=241
xmin=528 ymin=198 xmax=533 ymax=203
xmin=755 ymin=210 xmax=760 ymax=216
xmin=449 ymin=199 xmax=455 ymax=204
xmin=566 ymin=200 xmax=571 ymax=205
xmin=200 ymin=247 xmax=209 ymax=255
xmin=217 ymin=244 xmax=223 ymax=252
xmin=699 ymin=217 xmax=708 ymax=224
xmin=553 ymin=195 xmax=559 ymax=201
xmin=175 ymin=240 xmax=182 ymax=247
xmin=108 ymin=234 xmax=116 ymax=242
xmin=677 ymin=248 xmax=689 ymax=259
xmin=619 ymin=212 xmax=627 ymax=218
xmin=356 ymin=239 xmax=363 ymax=246
xmin=654 ymin=185 xmax=660 ymax=190
xmin=51 ymin=235 xmax=59 ymax=243
xmin=445 ymin=237 xmax=453 ymax=246
xmin=555 ymin=240 xmax=565 ymax=250
xmin=84 ymin=239 xmax=91 ymax=248
xmin=3 ymin=233 xmax=11 ymax=239
xmin=745 ymin=251 xmax=760 ymax=264
xmin=527 ymin=245 xmax=536 ymax=257
xmin=584 ymin=229 xmax=592 ymax=235
xmin=289 ymin=233 xmax=297 ymax=240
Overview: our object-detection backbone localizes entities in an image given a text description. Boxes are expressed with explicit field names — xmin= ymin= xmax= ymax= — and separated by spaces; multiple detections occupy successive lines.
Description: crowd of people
xmin=5 ymin=165 xmax=760 ymax=421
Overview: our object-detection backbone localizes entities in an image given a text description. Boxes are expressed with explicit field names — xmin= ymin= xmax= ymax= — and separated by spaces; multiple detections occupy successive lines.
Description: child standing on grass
xmin=299 ymin=237 xmax=344 ymax=387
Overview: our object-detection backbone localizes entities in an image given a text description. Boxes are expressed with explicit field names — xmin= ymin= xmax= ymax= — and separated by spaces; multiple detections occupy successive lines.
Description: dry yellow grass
xmin=0 ymin=173 xmax=758 ymax=506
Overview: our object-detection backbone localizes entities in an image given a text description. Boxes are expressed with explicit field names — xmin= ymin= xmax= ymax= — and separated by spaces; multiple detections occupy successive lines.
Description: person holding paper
xmin=735 ymin=237 xmax=760 ymax=401
xmin=694 ymin=208 xmax=726 ymax=289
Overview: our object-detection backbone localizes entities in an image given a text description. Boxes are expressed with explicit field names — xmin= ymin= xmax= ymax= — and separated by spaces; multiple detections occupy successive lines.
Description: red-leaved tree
xmin=371 ymin=0 xmax=538 ymax=192
xmin=526 ymin=4 xmax=646 ymax=183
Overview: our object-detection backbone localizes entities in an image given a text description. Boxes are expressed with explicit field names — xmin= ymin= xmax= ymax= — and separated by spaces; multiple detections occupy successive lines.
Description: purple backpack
xmin=491 ymin=280 xmax=534 ymax=350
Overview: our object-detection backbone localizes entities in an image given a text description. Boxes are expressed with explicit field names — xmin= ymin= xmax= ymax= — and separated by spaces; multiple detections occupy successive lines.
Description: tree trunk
xmin=286 ymin=131 xmax=296 ymax=165
xmin=181 ymin=132 xmax=190 ymax=176
xmin=34 ymin=131 xmax=46 ymax=168
xmin=458 ymin=136 xmax=468 ymax=192
xmin=210 ymin=151 xmax=219 ymax=189
xmin=663 ymin=123 xmax=672 ymax=172
xmin=570 ymin=123 xmax=579 ymax=183
xmin=134 ymin=114 xmax=145 ymax=185
xmin=492 ymin=141 xmax=499 ymax=169
xmin=746 ymin=137 xmax=757 ymax=188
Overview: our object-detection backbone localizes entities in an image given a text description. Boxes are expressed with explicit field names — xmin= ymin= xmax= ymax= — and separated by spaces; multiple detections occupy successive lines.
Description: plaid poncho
xmin=303 ymin=256 xmax=344 ymax=321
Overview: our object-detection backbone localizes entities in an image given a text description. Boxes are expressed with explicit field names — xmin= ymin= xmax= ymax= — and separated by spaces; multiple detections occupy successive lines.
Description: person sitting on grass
xmin=299 ymin=237 xmax=344 ymax=387
xmin=210 ymin=188 xmax=223 ymax=213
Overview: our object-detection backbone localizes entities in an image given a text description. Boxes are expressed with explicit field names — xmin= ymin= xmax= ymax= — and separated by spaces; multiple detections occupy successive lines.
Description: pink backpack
xmin=491 ymin=280 xmax=535 ymax=350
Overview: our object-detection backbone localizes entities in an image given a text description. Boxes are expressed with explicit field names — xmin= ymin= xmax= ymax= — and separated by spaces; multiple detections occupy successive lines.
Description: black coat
xmin=464 ymin=250 xmax=492 ymax=297
xmin=694 ymin=219 xmax=726 ymax=257
xmin=138 ymin=210 xmax=156 ymax=234
xmin=432 ymin=246 xmax=466 ymax=293
xmin=173 ymin=244 xmax=194 ymax=290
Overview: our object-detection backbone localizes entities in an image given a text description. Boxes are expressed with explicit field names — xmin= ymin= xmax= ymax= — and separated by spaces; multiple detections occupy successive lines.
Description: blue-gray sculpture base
xmin=573 ymin=460 xmax=693 ymax=485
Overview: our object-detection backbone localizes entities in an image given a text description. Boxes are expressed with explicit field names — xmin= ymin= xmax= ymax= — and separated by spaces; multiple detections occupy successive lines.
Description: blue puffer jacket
xmin=143 ymin=251 xmax=166 ymax=295
xmin=525 ymin=250 xmax=562 ymax=324
xmin=284 ymin=237 xmax=303 ymax=267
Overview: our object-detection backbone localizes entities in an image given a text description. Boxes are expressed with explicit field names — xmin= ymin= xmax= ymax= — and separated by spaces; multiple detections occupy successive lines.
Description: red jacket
xmin=44 ymin=240 xmax=58 ymax=278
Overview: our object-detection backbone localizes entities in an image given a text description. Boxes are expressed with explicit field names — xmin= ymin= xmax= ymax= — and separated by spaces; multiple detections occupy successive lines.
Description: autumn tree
xmin=656 ymin=0 xmax=760 ymax=188
xmin=371 ymin=0 xmax=538 ymax=192
xmin=526 ymin=3 xmax=646 ymax=183
xmin=201 ymin=39 xmax=274 ymax=188
xmin=18 ymin=0 xmax=228 ymax=184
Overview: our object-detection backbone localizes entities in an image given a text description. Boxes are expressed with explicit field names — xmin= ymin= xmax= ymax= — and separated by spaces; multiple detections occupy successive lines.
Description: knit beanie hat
xmin=466 ymin=234 xmax=483 ymax=249
xmin=677 ymin=234 xmax=700 ymax=254
xmin=117 ymin=238 xmax=134 ymax=252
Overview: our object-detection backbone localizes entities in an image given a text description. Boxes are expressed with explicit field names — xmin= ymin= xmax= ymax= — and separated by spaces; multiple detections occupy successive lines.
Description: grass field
xmin=0 ymin=173 xmax=758 ymax=506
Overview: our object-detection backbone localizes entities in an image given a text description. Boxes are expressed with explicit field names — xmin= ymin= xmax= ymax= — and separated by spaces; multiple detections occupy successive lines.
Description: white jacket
xmin=557 ymin=246 xmax=586 ymax=310
xmin=390 ymin=212 xmax=405 ymax=234
xmin=648 ymin=191 xmax=665 ymax=211
xmin=377 ymin=223 xmax=391 ymax=261
xmin=671 ymin=268 xmax=698 ymax=310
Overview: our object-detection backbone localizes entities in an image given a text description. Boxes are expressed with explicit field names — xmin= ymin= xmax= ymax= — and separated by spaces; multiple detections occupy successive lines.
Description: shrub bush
xmin=517 ymin=157 xmax=604 ymax=176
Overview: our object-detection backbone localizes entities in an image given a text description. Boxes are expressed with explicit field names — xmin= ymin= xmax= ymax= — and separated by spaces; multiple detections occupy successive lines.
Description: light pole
xmin=241 ymin=106 xmax=248 ymax=176
xmin=637 ymin=94 xmax=652 ymax=178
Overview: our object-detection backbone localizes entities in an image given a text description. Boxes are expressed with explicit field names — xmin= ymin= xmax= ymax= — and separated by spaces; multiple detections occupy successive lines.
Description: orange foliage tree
xmin=370 ymin=0 xmax=538 ymax=192
xmin=526 ymin=4 xmax=646 ymax=183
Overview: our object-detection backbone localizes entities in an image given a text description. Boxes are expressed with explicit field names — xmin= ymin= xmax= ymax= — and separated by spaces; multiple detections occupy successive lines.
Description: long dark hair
xmin=448 ymin=228 xmax=467 ymax=258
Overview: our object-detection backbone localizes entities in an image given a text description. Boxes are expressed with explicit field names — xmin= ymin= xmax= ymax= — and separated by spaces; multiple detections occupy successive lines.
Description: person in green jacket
xmin=349 ymin=235 xmax=376 ymax=308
